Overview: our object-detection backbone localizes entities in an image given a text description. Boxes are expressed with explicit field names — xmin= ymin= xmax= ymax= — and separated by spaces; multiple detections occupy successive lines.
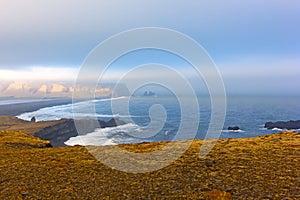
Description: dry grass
xmin=0 ymin=116 xmax=67 ymax=135
xmin=0 ymin=130 xmax=299 ymax=199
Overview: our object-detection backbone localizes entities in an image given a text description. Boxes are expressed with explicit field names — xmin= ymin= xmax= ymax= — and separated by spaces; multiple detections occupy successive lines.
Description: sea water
xmin=17 ymin=96 xmax=300 ymax=146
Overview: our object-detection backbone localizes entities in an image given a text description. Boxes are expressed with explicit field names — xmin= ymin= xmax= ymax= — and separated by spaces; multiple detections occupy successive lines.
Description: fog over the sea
xmin=0 ymin=0 xmax=299 ymax=96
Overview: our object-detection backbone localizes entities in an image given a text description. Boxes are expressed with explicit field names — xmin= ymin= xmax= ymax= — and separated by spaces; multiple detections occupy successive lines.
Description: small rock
xmin=21 ymin=191 xmax=29 ymax=196
xmin=225 ymin=187 xmax=234 ymax=192
xmin=205 ymin=160 xmax=215 ymax=167
xmin=228 ymin=126 xmax=240 ymax=131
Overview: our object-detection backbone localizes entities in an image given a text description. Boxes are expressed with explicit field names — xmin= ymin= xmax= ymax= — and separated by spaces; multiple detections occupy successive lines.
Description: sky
xmin=0 ymin=0 xmax=299 ymax=96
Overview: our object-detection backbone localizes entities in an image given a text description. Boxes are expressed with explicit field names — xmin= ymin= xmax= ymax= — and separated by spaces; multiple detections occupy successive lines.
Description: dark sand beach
xmin=0 ymin=98 xmax=71 ymax=116
xmin=0 ymin=117 xmax=299 ymax=199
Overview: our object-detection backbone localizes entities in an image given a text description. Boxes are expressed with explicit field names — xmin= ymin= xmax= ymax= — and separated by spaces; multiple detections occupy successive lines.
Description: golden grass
xmin=0 ymin=130 xmax=299 ymax=199
xmin=0 ymin=116 xmax=67 ymax=135
xmin=0 ymin=130 xmax=51 ymax=148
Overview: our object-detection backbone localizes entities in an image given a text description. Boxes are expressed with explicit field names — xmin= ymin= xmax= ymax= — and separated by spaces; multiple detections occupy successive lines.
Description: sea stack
xmin=30 ymin=116 xmax=36 ymax=123
xmin=228 ymin=126 xmax=240 ymax=131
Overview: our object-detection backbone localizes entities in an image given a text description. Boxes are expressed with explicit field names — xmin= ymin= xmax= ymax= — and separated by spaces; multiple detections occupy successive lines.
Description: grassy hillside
xmin=0 ymin=130 xmax=299 ymax=199
xmin=0 ymin=116 xmax=67 ymax=135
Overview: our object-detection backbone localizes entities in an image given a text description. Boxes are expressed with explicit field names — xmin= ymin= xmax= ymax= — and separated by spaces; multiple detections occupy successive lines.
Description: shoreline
xmin=0 ymin=98 xmax=72 ymax=116
xmin=1 ymin=114 xmax=299 ymax=148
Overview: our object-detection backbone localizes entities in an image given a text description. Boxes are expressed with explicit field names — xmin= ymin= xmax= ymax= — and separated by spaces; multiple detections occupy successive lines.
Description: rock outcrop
xmin=30 ymin=117 xmax=36 ymax=123
xmin=143 ymin=91 xmax=155 ymax=97
xmin=228 ymin=126 xmax=240 ymax=131
xmin=264 ymin=120 xmax=300 ymax=130
xmin=35 ymin=118 xmax=126 ymax=147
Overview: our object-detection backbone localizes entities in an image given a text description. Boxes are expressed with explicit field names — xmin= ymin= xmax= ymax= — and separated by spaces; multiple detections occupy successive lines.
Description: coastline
xmin=7 ymin=96 xmax=300 ymax=142
xmin=0 ymin=98 xmax=72 ymax=116
xmin=0 ymin=113 xmax=299 ymax=198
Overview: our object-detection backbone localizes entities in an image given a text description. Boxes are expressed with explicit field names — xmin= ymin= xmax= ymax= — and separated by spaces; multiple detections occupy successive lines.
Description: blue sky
xmin=0 ymin=0 xmax=299 ymax=95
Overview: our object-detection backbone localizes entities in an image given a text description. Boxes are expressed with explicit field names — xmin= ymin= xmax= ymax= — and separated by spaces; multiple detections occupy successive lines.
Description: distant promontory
xmin=265 ymin=120 xmax=300 ymax=130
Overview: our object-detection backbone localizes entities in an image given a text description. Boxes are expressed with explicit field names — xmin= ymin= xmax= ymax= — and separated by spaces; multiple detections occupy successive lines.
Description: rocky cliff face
xmin=35 ymin=118 xmax=126 ymax=147
xmin=265 ymin=120 xmax=300 ymax=130
xmin=0 ymin=81 xmax=114 ymax=98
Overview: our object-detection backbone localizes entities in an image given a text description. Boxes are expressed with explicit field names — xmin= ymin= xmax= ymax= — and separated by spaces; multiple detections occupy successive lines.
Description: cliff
xmin=35 ymin=118 xmax=126 ymax=147
xmin=265 ymin=120 xmax=300 ymax=130
xmin=0 ymin=81 xmax=115 ymax=98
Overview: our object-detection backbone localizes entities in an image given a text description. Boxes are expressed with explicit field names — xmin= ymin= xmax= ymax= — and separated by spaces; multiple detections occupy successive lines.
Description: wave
xmin=270 ymin=128 xmax=300 ymax=131
xmin=270 ymin=128 xmax=300 ymax=132
xmin=222 ymin=129 xmax=245 ymax=133
xmin=271 ymin=128 xmax=285 ymax=131
xmin=18 ymin=111 xmax=141 ymax=122
xmin=64 ymin=123 xmax=146 ymax=146
xmin=260 ymin=127 xmax=300 ymax=132
xmin=17 ymin=104 xmax=72 ymax=121
xmin=91 ymin=96 xmax=128 ymax=103
xmin=16 ymin=96 xmax=134 ymax=122
xmin=74 ymin=96 xmax=129 ymax=105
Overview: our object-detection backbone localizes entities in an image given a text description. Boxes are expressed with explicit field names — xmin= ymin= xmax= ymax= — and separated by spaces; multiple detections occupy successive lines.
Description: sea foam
xmin=17 ymin=96 xmax=130 ymax=122
xmin=64 ymin=123 xmax=145 ymax=146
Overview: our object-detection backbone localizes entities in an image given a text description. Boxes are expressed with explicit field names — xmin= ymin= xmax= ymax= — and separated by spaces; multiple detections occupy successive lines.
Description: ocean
xmin=0 ymin=98 xmax=52 ymax=106
xmin=17 ymin=96 xmax=300 ymax=146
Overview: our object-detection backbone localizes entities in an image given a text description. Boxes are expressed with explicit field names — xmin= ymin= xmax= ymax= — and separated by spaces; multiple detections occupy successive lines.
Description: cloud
xmin=0 ymin=0 xmax=299 ymax=96
xmin=0 ymin=66 xmax=79 ymax=81
xmin=0 ymin=0 xmax=299 ymax=67
xmin=217 ymin=56 xmax=300 ymax=95
xmin=218 ymin=56 xmax=300 ymax=78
